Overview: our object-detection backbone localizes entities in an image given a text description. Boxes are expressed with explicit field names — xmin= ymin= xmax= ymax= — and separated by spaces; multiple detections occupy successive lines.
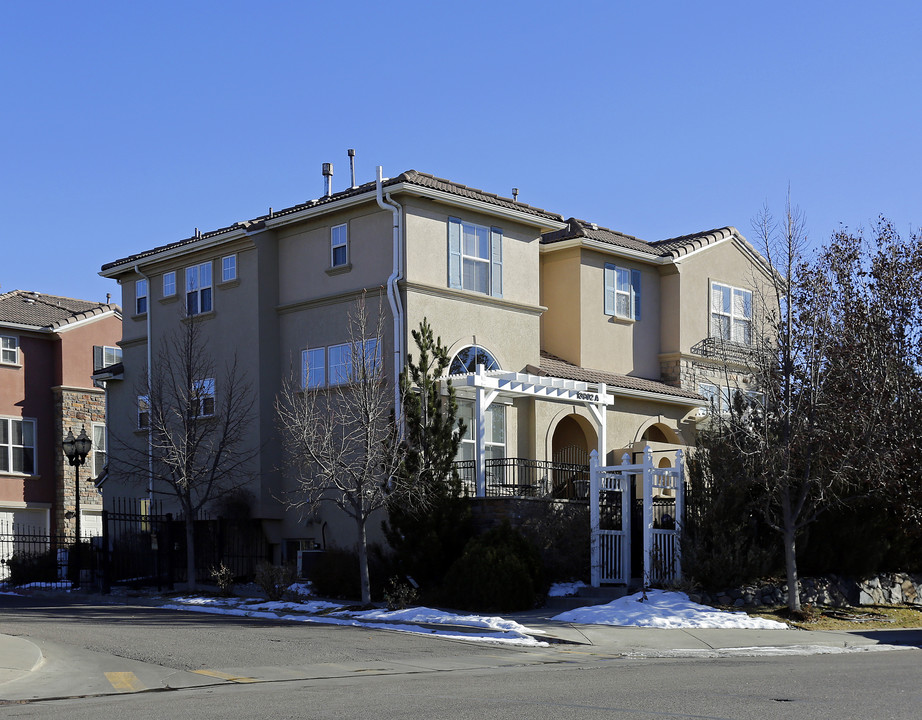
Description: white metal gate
xmin=590 ymin=446 xmax=685 ymax=587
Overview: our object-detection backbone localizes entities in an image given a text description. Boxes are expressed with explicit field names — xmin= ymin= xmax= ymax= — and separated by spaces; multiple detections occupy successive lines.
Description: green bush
xmin=441 ymin=523 xmax=545 ymax=612
xmin=517 ymin=501 xmax=590 ymax=584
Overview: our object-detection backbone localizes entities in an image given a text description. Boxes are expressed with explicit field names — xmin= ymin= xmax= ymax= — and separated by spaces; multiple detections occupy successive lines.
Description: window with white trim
xmin=93 ymin=345 xmax=122 ymax=371
xmin=448 ymin=218 xmax=503 ymax=297
xmin=699 ymin=383 xmax=762 ymax=414
xmin=449 ymin=346 xmax=501 ymax=375
xmin=301 ymin=340 xmax=380 ymax=388
xmin=710 ymin=282 xmax=752 ymax=344
xmin=192 ymin=378 xmax=215 ymax=418
xmin=163 ymin=271 xmax=176 ymax=297
xmin=136 ymin=279 xmax=148 ymax=315
xmin=456 ymin=401 xmax=505 ymax=463
xmin=92 ymin=423 xmax=107 ymax=477
xmin=138 ymin=396 xmax=150 ymax=429
xmin=302 ymin=348 xmax=326 ymax=389
xmin=0 ymin=417 xmax=36 ymax=475
xmin=1 ymin=336 xmax=18 ymax=365
xmin=331 ymin=224 xmax=348 ymax=268
xmin=604 ymin=264 xmax=641 ymax=320
xmin=222 ymin=255 xmax=237 ymax=282
xmin=186 ymin=262 xmax=213 ymax=315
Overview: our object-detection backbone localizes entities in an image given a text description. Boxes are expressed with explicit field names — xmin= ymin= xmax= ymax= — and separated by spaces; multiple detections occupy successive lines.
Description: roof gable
xmin=0 ymin=290 xmax=119 ymax=331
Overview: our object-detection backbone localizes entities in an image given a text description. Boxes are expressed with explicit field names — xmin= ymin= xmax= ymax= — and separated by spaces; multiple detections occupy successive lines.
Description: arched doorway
xmin=550 ymin=414 xmax=595 ymax=499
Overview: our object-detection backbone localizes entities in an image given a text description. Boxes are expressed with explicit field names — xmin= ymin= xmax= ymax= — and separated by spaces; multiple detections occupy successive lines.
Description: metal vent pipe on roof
xmin=348 ymin=149 xmax=356 ymax=189
xmin=512 ymin=188 xmax=519 ymax=201
xmin=322 ymin=163 xmax=334 ymax=197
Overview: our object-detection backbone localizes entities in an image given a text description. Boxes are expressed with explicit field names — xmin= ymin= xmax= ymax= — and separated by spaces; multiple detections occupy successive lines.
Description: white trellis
xmin=590 ymin=446 xmax=685 ymax=587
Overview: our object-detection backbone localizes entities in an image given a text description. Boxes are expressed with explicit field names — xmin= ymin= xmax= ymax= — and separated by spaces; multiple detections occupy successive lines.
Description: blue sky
xmin=2 ymin=1 xmax=919 ymax=304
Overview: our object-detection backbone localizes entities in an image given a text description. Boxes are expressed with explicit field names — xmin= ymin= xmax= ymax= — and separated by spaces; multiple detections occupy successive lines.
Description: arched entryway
xmin=550 ymin=414 xmax=596 ymax=499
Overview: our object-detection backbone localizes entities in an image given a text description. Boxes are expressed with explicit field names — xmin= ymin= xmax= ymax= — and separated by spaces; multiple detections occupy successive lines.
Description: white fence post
xmin=642 ymin=445 xmax=653 ymax=587
xmin=674 ymin=448 xmax=685 ymax=581
xmin=589 ymin=450 xmax=600 ymax=587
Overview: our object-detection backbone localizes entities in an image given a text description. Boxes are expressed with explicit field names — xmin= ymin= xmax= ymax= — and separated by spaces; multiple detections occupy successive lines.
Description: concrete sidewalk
xmin=0 ymin=633 xmax=43 ymax=686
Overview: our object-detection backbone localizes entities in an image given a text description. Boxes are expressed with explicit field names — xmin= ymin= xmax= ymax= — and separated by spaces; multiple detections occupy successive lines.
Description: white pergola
xmin=445 ymin=364 xmax=613 ymax=496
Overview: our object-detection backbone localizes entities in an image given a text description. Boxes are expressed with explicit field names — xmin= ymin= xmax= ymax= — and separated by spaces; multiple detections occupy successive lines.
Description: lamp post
xmin=62 ymin=427 xmax=92 ymax=587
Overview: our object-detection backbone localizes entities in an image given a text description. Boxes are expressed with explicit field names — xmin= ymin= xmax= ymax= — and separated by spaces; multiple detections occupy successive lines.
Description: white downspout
xmin=376 ymin=166 xmax=405 ymax=424
xmin=133 ymin=263 xmax=154 ymax=504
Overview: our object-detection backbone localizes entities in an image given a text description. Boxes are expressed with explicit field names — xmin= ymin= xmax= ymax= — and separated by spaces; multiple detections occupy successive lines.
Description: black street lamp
xmin=62 ymin=427 xmax=92 ymax=587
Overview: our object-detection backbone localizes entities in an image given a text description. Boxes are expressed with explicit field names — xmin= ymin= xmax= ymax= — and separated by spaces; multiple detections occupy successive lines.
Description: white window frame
xmin=135 ymin=279 xmax=148 ymax=315
xmin=448 ymin=218 xmax=503 ymax=298
xmin=302 ymin=340 xmax=380 ymax=388
xmin=138 ymin=395 xmax=150 ymax=429
xmin=604 ymin=264 xmax=641 ymax=320
xmin=92 ymin=422 xmax=107 ymax=477
xmin=163 ymin=271 xmax=176 ymax=297
xmin=302 ymin=348 xmax=326 ymax=389
xmin=1 ymin=336 xmax=18 ymax=365
xmin=222 ymin=255 xmax=237 ymax=282
xmin=0 ymin=417 xmax=36 ymax=476
xmin=186 ymin=262 xmax=213 ymax=316
xmin=192 ymin=378 xmax=215 ymax=418
xmin=710 ymin=281 xmax=752 ymax=344
xmin=331 ymin=224 xmax=348 ymax=268
xmin=700 ymin=383 xmax=762 ymax=415
xmin=457 ymin=401 xmax=506 ymax=463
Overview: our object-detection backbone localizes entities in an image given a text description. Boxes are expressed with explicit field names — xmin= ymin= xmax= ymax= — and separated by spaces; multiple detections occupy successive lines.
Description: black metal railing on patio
xmin=452 ymin=458 xmax=590 ymax=500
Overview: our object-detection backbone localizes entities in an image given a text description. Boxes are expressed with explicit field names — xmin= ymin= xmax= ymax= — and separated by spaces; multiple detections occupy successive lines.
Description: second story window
xmin=186 ymin=262 xmax=213 ymax=316
xmin=222 ymin=255 xmax=237 ymax=282
xmin=92 ymin=423 xmax=107 ymax=477
xmin=93 ymin=345 xmax=123 ymax=371
xmin=138 ymin=396 xmax=150 ymax=429
xmin=136 ymin=279 xmax=148 ymax=315
xmin=302 ymin=340 xmax=381 ymax=388
xmin=331 ymin=224 xmax=348 ymax=268
xmin=604 ymin=264 xmax=641 ymax=320
xmin=163 ymin=271 xmax=176 ymax=297
xmin=0 ymin=417 xmax=35 ymax=475
xmin=192 ymin=378 xmax=216 ymax=418
xmin=1 ymin=336 xmax=18 ymax=365
xmin=448 ymin=218 xmax=503 ymax=298
xmin=711 ymin=282 xmax=752 ymax=344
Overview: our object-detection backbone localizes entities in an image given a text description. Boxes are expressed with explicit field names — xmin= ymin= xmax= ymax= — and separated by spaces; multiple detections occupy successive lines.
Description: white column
xmin=674 ymin=448 xmax=685 ymax=580
xmin=642 ymin=445 xmax=654 ymax=586
xmin=589 ymin=450 xmax=600 ymax=588
xmin=475 ymin=382 xmax=486 ymax=497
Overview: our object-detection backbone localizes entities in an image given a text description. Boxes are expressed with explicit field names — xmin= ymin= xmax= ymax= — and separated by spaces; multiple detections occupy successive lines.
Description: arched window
xmin=449 ymin=345 xmax=501 ymax=375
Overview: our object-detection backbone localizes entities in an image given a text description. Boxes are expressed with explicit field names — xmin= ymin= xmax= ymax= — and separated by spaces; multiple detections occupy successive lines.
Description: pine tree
xmin=384 ymin=319 xmax=472 ymax=590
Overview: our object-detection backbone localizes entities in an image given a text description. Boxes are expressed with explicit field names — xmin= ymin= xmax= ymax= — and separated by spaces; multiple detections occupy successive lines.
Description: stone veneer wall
xmin=660 ymin=354 xmax=752 ymax=394
xmin=53 ymin=387 xmax=105 ymax=536
xmin=687 ymin=573 xmax=922 ymax=609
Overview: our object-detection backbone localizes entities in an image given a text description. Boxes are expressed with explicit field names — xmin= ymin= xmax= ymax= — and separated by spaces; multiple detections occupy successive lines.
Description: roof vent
xmin=348 ymin=149 xmax=356 ymax=189
xmin=512 ymin=188 xmax=519 ymax=201
xmin=590 ymin=223 xmax=599 ymax=231
xmin=322 ymin=163 xmax=334 ymax=197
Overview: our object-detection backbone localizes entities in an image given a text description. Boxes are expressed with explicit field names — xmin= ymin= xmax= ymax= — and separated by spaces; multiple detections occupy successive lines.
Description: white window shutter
xmin=448 ymin=217 xmax=462 ymax=289
xmin=604 ymin=264 xmax=615 ymax=315
xmin=631 ymin=269 xmax=642 ymax=321
xmin=490 ymin=227 xmax=503 ymax=298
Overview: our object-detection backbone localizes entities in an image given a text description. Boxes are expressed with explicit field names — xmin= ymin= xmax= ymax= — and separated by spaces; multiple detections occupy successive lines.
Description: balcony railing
xmin=691 ymin=336 xmax=759 ymax=364
xmin=452 ymin=458 xmax=590 ymax=500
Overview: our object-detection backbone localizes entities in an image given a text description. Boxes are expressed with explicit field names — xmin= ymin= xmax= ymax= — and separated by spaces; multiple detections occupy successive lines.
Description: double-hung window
xmin=448 ymin=217 xmax=503 ymax=297
xmin=92 ymin=423 xmax=107 ymax=477
xmin=163 ymin=271 xmax=176 ymax=297
xmin=192 ymin=379 xmax=215 ymax=418
xmin=222 ymin=255 xmax=237 ymax=282
xmin=0 ymin=417 xmax=35 ymax=475
xmin=456 ymin=401 xmax=505 ymax=463
xmin=136 ymin=279 xmax=148 ymax=315
xmin=331 ymin=224 xmax=348 ymax=268
xmin=138 ymin=396 xmax=150 ymax=429
xmin=711 ymin=282 xmax=752 ymax=344
xmin=302 ymin=340 xmax=380 ymax=388
xmin=1 ymin=336 xmax=18 ymax=365
xmin=604 ymin=264 xmax=641 ymax=320
xmin=186 ymin=262 xmax=213 ymax=316
xmin=302 ymin=348 xmax=326 ymax=389
xmin=93 ymin=345 xmax=122 ymax=371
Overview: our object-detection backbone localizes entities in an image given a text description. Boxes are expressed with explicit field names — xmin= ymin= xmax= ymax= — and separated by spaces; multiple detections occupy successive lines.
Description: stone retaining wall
xmin=687 ymin=572 xmax=922 ymax=608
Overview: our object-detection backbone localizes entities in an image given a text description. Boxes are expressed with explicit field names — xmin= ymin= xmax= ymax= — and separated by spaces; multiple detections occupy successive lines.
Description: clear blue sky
xmin=2 ymin=1 xmax=919 ymax=304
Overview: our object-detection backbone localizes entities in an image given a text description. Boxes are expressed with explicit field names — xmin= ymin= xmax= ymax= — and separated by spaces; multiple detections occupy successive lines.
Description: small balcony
xmin=452 ymin=458 xmax=589 ymax=501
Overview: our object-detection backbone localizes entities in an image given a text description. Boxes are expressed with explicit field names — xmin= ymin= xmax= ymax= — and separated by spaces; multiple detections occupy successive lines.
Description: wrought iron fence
xmin=0 ymin=522 xmax=99 ymax=589
xmin=453 ymin=458 xmax=590 ymax=500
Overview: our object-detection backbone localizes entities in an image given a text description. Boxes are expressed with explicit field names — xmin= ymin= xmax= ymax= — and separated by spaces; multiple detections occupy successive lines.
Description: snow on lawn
xmin=552 ymin=589 xmax=788 ymax=629
xmin=161 ymin=593 xmax=548 ymax=647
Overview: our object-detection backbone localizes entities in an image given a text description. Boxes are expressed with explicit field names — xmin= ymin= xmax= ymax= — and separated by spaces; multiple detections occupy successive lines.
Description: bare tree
xmin=276 ymin=294 xmax=406 ymax=604
xmin=112 ymin=316 xmax=257 ymax=589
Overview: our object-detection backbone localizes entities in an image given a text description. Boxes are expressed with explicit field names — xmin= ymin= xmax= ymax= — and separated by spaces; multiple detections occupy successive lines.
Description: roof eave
xmin=540 ymin=237 xmax=669 ymax=264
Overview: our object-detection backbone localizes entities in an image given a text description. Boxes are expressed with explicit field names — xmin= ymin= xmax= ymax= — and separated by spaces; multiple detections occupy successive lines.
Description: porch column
xmin=641 ymin=445 xmax=654 ymax=584
xmin=474 ymin=364 xmax=498 ymax=498
xmin=589 ymin=450 xmax=600 ymax=587
xmin=586 ymin=383 xmax=608 ymax=464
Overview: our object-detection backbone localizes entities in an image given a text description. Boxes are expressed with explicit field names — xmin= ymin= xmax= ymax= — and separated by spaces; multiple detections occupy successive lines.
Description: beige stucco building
xmin=98 ymin=167 xmax=774 ymax=562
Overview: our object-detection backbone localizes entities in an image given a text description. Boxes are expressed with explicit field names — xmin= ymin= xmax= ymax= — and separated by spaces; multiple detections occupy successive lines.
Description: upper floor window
xmin=93 ymin=345 xmax=122 ymax=371
xmin=449 ymin=345 xmax=501 ymax=375
xmin=448 ymin=218 xmax=503 ymax=298
xmin=163 ymin=271 xmax=176 ymax=297
xmin=711 ymin=282 xmax=752 ymax=344
xmin=192 ymin=378 xmax=215 ymax=418
xmin=700 ymin=383 xmax=762 ymax=414
xmin=138 ymin=396 xmax=150 ymax=429
xmin=136 ymin=279 xmax=148 ymax=315
xmin=92 ymin=423 xmax=107 ymax=477
xmin=222 ymin=255 xmax=237 ymax=282
xmin=331 ymin=224 xmax=348 ymax=268
xmin=186 ymin=262 xmax=213 ymax=316
xmin=0 ymin=417 xmax=35 ymax=475
xmin=604 ymin=264 xmax=641 ymax=320
xmin=1 ymin=336 xmax=18 ymax=365
xmin=301 ymin=340 xmax=381 ymax=389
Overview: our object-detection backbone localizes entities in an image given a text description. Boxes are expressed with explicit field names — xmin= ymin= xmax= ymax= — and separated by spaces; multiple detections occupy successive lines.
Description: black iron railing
xmin=452 ymin=458 xmax=590 ymax=500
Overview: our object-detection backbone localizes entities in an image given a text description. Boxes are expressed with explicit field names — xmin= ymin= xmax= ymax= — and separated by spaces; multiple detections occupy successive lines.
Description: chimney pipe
xmin=512 ymin=188 xmax=519 ymax=202
xmin=348 ymin=149 xmax=356 ymax=189
xmin=322 ymin=163 xmax=334 ymax=197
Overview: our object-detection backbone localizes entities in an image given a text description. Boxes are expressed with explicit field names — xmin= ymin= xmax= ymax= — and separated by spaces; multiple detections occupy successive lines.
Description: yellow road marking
xmin=192 ymin=669 xmax=258 ymax=683
xmin=105 ymin=671 xmax=146 ymax=692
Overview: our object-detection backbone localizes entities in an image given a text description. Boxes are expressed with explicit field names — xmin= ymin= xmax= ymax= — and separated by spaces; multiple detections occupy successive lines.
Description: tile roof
xmin=649 ymin=226 xmax=737 ymax=257
xmin=0 ymin=290 xmax=119 ymax=330
xmin=531 ymin=351 xmax=704 ymax=403
xmin=101 ymin=170 xmax=564 ymax=273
